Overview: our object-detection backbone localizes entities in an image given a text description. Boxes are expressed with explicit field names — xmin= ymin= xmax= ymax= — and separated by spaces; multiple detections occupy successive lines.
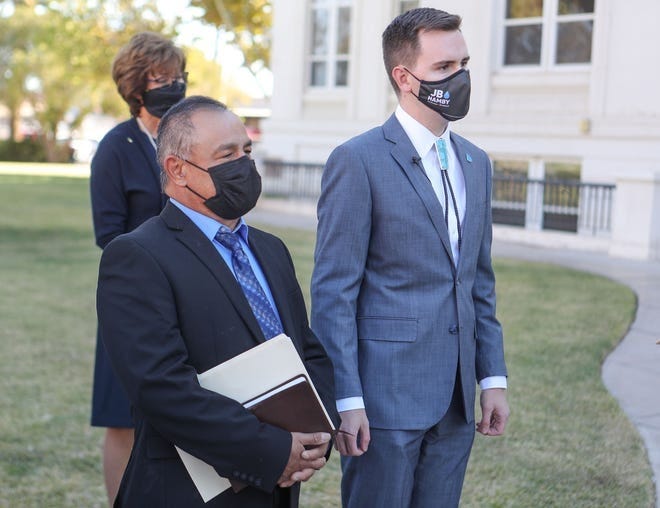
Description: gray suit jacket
xmin=311 ymin=113 xmax=507 ymax=430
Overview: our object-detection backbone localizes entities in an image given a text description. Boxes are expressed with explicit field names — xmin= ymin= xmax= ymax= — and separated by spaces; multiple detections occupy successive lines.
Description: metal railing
xmin=492 ymin=176 xmax=615 ymax=235
xmin=261 ymin=160 xmax=324 ymax=200
xmin=260 ymin=161 xmax=616 ymax=236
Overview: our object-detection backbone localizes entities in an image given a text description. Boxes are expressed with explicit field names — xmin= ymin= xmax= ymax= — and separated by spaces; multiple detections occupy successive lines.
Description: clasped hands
xmin=277 ymin=432 xmax=331 ymax=488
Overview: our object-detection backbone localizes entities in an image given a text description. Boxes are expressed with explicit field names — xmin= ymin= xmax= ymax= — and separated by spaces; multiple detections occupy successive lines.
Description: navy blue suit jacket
xmin=90 ymin=118 xmax=166 ymax=249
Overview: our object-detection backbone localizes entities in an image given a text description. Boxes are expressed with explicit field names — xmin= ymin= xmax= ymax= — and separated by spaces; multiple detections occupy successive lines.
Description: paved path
xmin=250 ymin=198 xmax=660 ymax=507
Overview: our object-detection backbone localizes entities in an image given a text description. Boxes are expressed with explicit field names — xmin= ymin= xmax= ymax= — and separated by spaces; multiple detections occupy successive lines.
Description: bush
xmin=0 ymin=138 xmax=48 ymax=162
xmin=0 ymin=138 xmax=73 ymax=163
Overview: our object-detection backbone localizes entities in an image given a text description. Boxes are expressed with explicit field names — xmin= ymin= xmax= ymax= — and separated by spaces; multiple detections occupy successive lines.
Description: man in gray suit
xmin=311 ymin=8 xmax=509 ymax=507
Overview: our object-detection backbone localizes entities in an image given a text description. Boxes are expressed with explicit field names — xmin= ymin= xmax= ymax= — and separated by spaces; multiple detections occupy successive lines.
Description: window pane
xmin=336 ymin=6 xmax=351 ymax=54
xmin=311 ymin=61 xmax=326 ymax=86
xmin=555 ymin=20 xmax=592 ymax=63
xmin=545 ymin=162 xmax=580 ymax=181
xmin=506 ymin=0 xmax=543 ymax=19
xmin=335 ymin=60 xmax=348 ymax=86
xmin=558 ymin=0 xmax=594 ymax=15
xmin=494 ymin=160 xmax=528 ymax=177
xmin=504 ymin=24 xmax=542 ymax=65
xmin=492 ymin=160 xmax=528 ymax=227
xmin=399 ymin=0 xmax=419 ymax=14
xmin=311 ymin=8 xmax=328 ymax=55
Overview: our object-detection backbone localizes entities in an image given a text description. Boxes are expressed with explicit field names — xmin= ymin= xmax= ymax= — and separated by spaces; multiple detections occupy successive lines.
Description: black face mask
xmin=406 ymin=68 xmax=471 ymax=121
xmin=142 ymin=81 xmax=186 ymax=118
xmin=185 ymin=155 xmax=262 ymax=220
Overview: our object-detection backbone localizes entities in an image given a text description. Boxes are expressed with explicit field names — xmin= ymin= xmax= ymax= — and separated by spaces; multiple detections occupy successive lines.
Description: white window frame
xmin=307 ymin=0 xmax=352 ymax=89
xmin=498 ymin=0 xmax=595 ymax=71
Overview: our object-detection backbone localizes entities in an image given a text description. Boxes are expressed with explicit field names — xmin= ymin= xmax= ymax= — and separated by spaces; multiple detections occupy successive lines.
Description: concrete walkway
xmin=249 ymin=198 xmax=660 ymax=507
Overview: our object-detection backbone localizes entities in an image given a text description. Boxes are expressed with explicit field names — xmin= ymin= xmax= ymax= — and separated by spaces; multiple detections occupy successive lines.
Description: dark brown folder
xmin=244 ymin=375 xmax=334 ymax=434
xmin=229 ymin=375 xmax=334 ymax=493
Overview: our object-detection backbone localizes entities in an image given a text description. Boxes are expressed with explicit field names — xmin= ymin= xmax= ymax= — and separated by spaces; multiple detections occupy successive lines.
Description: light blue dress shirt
xmin=170 ymin=198 xmax=283 ymax=331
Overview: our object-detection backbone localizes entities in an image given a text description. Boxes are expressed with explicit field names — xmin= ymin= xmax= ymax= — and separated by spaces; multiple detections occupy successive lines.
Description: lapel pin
xmin=127 ymin=137 xmax=133 ymax=143
xmin=466 ymin=153 xmax=472 ymax=163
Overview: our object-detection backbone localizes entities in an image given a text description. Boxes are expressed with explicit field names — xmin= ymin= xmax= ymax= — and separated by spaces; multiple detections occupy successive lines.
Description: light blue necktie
xmin=215 ymin=231 xmax=284 ymax=339
xmin=435 ymin=138 xmax=462 ymax=255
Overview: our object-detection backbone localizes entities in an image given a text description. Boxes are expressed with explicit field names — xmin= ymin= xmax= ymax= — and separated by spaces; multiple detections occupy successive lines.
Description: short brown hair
xmin=382 ymin=8 xmax=462 ymax=96
xmin=112 ymin=32 xmax=186 ymax=117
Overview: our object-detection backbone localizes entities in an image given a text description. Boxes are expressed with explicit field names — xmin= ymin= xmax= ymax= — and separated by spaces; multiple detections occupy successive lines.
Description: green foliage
xmin=190 ymin=0 xmax=271 ymax=70
xmin=0 ymin=0 xmax=173 ymax=160
xmin=0 ymin=139 xmax=47 ymax=162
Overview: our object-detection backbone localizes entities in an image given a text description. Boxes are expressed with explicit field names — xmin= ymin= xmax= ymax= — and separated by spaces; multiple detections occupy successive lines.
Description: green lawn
xmin=0 ymin=175 xmax=653 ymax=507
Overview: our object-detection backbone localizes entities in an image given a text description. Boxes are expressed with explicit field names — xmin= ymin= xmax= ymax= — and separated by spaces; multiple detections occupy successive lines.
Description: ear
xmin=392 ymin=66 xmax=416 ymax=95
xmin=164 ymin=155 xmax=187 ymax=187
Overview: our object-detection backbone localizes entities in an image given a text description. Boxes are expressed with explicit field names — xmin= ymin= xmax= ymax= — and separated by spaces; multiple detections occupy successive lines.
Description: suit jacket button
xmin=448 ymin=325 xmax=458 ymax=334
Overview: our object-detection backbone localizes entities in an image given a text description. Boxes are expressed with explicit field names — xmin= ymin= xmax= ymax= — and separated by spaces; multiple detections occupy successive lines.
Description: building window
xmin=502 ymin=0 xmax=594 ymax=67
xmin=399 ymin=0 xmax=419 ymax=14
xmin=309 ymin=0 xmax=352 ymax=88
xmin=492 ymin=160 xmax=529 ymax=227
xmin=542 ymin=162 xmax=581 ymax=232
xmin=491 ymin=159 xmax=584 ymax=232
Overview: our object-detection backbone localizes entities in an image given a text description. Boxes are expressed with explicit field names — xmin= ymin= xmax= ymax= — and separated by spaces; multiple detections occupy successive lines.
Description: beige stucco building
xmin=260 ymin=0 xmax=660 ymax=260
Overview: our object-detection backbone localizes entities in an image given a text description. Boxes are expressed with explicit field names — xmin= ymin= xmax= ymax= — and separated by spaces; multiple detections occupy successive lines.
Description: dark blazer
xmin=90 ymin=118 xmax=166 ymax=249
xmin=311 ymin=114 xmax=507 ymax=429
xmin=97 ymin=202 xmax=338 ymax=508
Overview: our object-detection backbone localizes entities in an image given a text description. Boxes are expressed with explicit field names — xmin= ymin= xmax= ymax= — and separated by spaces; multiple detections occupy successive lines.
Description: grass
xmin=0 ymin=174 xmax=653 ymax=507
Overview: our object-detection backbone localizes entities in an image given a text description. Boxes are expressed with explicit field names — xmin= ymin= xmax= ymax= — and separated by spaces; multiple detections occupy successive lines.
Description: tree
xmin=189 ymin=0 xmax=272 ymax=81
xmin=0 ymin=5 xmax=35 ymax=142
xmin=0 ymin=0 xmax=173 ymax=160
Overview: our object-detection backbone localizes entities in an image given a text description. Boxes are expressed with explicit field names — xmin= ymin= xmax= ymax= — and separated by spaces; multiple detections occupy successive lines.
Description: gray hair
xmin=156 ymin=95 xmax=228 ymax=188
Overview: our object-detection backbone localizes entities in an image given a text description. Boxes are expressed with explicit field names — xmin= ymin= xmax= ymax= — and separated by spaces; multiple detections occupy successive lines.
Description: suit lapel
xmin=161 ymin=202 xmax=265 ymax=343
xmin=384 ymin=115 xmax=455 ymax=267
xmin=128 ymin=119 xmax=165 ymax=201
xmin=450 ymin=133 xmax=478 ymax=272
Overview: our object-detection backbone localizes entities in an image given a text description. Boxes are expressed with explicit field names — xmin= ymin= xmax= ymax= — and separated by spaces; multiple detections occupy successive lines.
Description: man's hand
xmin=477 ymin=388 xmax=509 ymax=436
xmin=277 ymin=432 xmax=331 ymax=488
xmin=336 ymin=409 xmax=370 ymax=456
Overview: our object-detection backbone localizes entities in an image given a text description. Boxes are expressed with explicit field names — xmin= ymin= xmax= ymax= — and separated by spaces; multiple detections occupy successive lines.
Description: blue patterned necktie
xmin=215 ymin=230 xmax=284 ymax=339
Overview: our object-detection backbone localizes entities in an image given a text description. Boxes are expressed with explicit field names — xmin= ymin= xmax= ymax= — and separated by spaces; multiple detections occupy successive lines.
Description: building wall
xmin=260 ymin=0 xmax=660 ymax=259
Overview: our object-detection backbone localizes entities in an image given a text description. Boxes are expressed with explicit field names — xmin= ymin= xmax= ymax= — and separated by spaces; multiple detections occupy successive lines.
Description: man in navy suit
xmin=97 ymin=96 xmax=337 ymax=507
xmin=311 ymin=8 xmax=509 ymax=507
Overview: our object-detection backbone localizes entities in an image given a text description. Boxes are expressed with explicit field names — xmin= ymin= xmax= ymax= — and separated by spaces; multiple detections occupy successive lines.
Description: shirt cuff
xmin=479 ymin=376 xmax=507 ymax=390
xmin=336 ymin=397 xmax=365 ymax=413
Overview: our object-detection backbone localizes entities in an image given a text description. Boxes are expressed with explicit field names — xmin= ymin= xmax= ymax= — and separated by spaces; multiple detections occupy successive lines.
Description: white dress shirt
xmin=395 ymin=105 xmax=465 ymax=265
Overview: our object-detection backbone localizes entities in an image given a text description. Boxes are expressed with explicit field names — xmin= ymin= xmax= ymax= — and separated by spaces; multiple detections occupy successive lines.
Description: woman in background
xmin=89 ymin=31 xmax=186 ymax=505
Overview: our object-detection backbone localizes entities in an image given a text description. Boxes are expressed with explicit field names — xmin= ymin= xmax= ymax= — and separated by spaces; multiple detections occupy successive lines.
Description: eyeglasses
xmin=147 ymin=71 xmax=188 ymax=87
